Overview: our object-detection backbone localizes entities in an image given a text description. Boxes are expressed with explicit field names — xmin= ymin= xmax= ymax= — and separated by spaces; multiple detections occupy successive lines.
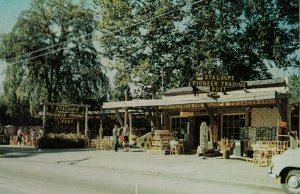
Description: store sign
xmin=203 ymin=74 xmax=235 ymax=81
xmin=46 ymin=104 xmax=86 ymax=120
xmin=48 ymin=112 xmax=85 ymax=119
xmin=180 ymin=112 xmax=194 ymax=117
xmin=159 ymin=99 xmax=281 ymax=110
xmin=190 ymin=74 xmax=247 ymax=92
xmin=48 ymin=105 xmax=84 ymax=113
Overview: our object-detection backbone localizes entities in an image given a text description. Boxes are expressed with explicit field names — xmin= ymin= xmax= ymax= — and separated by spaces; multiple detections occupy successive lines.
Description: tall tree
xmin=95 ymin=0 xmax=298 ymax=98
xmin=289 ymin=75 xmax=300 ymax=107
xmin=94 ymin=0 xmax=135 ymax=99
xmin=95 ymin=0 xmax=183 ymax=98
xmin=242 ymin=0 xmax=299 ymax=71
xmin=180 ymin=0 xmax=270 ymax=82
xmin=0 ymin=0 xmax=108 ymax=114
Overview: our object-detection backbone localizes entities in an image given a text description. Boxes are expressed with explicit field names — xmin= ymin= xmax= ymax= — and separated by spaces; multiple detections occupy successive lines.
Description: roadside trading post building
xmin=102 ymin=78 xmax=291 ymax=151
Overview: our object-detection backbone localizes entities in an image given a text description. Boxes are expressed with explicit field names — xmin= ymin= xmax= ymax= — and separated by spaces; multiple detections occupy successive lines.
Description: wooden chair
xmin=178 ymin=139 xmax=184 ymax=154
xmin=170 ymin=144 xmax=178 ymax=155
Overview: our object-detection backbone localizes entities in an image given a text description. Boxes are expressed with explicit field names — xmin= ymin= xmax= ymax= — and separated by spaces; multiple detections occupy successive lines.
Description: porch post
xmin=129 ymin=113 xmax=133 ymax=145
xmin=124 ymin=89 xmax=128 ymax=127
xmin=99 ymin=118 xmax=103 ymax=139
xmin=42 ymin=104 xmax=47 ymax=137
xmin=77 ymin=121 xmax=80 ymax=134
xmin=85 ymin=106 xmax=88 ymax=136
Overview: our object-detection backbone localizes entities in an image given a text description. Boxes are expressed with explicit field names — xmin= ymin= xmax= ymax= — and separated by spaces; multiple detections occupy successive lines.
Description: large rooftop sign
xmin=190 ymin=74 xmax=247 ymax=92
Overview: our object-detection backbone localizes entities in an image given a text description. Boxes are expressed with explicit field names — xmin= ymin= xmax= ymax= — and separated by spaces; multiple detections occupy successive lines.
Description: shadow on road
xmin=0 ymin=145 xmax=95 ymax=159
xmin=57 ymin=157 xmax=91 ymax=165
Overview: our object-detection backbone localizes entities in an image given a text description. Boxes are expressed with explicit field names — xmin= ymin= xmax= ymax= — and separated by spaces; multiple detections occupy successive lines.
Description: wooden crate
xmin=149 ymin=130 xmax=171 ymax=154
xmin=247 ymin=141 xmax=288 ymax=167
xmin=90 ymin=138 xmax=114 ymax=150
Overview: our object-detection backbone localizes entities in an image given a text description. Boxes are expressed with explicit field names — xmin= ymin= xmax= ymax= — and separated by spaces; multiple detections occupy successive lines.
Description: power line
xmin=10 ymin=47 xmax=65 ymax=65
xmin=6 ymin=0 xmax=205 ymax=65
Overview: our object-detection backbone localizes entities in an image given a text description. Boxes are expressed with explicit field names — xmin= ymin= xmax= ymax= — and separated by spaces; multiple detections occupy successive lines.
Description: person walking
xmin=17 ymin=127 xmax=25 ymax=146
xmin=30 ymin=128 xmax=37 ymax=147
xmin=122 ymin=125 xmax=130 ymax=152
xmin=112 ymin=125 xmax=120 ymax=152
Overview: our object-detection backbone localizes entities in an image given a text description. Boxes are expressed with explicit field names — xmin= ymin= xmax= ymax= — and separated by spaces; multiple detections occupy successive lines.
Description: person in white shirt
xmin=17 ymin=127 xmax=25 ymax=145
xmin=122 ymin=125 xmax=130 ymax=152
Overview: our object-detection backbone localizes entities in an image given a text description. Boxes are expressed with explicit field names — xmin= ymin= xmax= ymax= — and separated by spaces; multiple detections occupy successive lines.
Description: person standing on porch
xmin=112 ymin=125 xmax=120 ymax=152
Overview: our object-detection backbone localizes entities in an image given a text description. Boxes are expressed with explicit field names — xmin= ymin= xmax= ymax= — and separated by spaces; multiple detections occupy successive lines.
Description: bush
xmin=37 ymin=133 xmax=86 ymax=149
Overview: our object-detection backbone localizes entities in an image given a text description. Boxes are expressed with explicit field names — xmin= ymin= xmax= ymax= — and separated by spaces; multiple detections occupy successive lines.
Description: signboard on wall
xmin=159 ymin=99 xmax=281 ymax=110
xmin=180 ymin=112 xmax=194 ymax=117
xmin=190 ymin=74 xmax=247 ymax=92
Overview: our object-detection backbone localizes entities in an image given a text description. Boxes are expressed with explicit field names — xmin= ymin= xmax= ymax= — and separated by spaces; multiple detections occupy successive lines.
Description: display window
xmin=170 ymin=116 xmax=189 ymax=139
xmin=222 ymin=114 xmax=245 ymax=139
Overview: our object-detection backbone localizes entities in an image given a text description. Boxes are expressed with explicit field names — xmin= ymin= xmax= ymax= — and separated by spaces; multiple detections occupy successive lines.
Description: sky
xmin=0 ymin=0 xmax=31 ymax=34
xmin=0 ymin=0 xmax=31 ymax=92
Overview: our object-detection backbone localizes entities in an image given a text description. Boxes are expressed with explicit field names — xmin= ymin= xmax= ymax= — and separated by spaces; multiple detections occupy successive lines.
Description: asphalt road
xmin=0 ymin=146 xmax=284 ymax=194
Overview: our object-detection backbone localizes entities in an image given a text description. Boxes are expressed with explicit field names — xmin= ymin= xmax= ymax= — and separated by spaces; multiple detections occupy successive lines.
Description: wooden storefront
xmin=101 ymin=79 xmax=291 ymax=151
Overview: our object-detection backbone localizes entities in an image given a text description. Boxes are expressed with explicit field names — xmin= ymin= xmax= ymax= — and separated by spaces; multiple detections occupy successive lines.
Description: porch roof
xmin=102 ymin=85 xmax=288 ymax=109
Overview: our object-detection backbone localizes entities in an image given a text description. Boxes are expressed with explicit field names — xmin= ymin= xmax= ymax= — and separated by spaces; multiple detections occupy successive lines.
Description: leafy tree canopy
xmin=95 ymin=0 xmax=299 ymax=99
xmin=289 ymin=75 xmax=300 ymax=107
xmin=0 ymin=0 xmax=108 ymax=115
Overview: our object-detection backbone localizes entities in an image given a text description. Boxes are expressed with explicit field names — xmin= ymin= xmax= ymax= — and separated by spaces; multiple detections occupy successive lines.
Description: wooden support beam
xmin=77 ymin=121 xmax=80 ymax=134
xmin=155 ymin=108 xmax=160 ymax=130
xmin=147 ymin=108 xmax=156 ymax=131
xmin=277 ymin=103 xmax=286 ymax=122
xmin=115 ymin=109 xmax=124 ymax=127
xmin=85 ymin=107 xmax=89 ymax=136
xmin=204 ymin=103 xmax=215 ymax=124
xmin=42 ymin=104 xmax=47 ymax=137
xmin=99 ymin=118 xmax=103 ymax=139
xmin=124 ymin=108 xmax=128 ymax=127
xmin=129 ymin=113 xmax=133 ymax=145
xmin=163 ymin=110 xmax=168 ymax=130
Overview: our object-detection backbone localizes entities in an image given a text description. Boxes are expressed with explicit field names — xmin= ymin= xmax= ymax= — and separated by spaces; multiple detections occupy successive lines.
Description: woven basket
xmin=4 ymin=125 xmax=16 ymax=136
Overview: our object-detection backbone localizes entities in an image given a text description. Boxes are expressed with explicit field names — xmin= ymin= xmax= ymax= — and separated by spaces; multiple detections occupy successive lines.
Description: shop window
xmin=222 ymin=114 xmax=245 ymax=139
xmin=171 ymin=117 xmax=189 ymax=139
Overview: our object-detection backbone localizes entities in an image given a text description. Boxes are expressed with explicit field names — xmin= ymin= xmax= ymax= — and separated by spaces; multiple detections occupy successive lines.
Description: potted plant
xmin=217 ymin=138 xmax=234 ymax=159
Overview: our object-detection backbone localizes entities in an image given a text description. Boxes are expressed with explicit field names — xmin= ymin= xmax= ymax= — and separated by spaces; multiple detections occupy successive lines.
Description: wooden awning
xmin=102 ymin=87 xmax=289 ymax=110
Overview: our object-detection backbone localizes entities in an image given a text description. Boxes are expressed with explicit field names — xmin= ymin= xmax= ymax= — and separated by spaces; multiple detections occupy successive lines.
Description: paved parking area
xmin=0 ymin=146 xmax=284 ymax=194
